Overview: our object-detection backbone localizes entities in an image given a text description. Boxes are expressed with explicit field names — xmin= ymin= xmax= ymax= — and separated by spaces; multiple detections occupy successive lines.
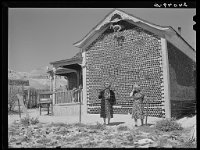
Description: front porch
xmin=47 ymin=52 xmax=85 ymax=116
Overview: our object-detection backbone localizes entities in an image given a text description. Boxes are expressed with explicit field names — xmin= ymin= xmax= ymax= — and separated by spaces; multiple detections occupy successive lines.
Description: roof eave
xmin=50 ymin=58 xmax=82 ymax=68
xmin=73 ymin=8 xmax=117 ymax=48
xmin=168 ymin=26 xmax=195 ymax=51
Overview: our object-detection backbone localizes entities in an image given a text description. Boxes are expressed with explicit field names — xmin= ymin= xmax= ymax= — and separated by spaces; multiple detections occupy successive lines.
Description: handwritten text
xmin=154 ymin=2 xmax=188 ymax=8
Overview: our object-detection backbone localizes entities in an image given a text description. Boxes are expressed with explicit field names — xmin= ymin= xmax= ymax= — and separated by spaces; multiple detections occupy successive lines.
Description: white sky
xmin=8 ymin=8 xmax=196 ymax=72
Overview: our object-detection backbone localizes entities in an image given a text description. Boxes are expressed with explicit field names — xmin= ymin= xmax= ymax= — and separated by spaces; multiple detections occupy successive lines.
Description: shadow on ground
xmin=107 ymin=122 xmax=125 ymax=126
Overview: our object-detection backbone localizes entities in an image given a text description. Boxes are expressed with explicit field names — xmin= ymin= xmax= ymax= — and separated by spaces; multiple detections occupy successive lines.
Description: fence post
xmin=79 ymin=90 xmax=81 ymax=123
xmin=63 ymin=90 xmax=65 ymax=103
xmin=145 ymin=100 xmax=149 ymax=126
xmin=33 ymin=89 xmax=35 ymax=107
xmin=31 ymin=89 xmax=33 ymax=108
xmin=18 ymin=98 xmax=21 ymax=118
xmin=37 ymin=90 xmax=40 ymax=108
xmin=28 ymin=89 xmax=30 ymax=108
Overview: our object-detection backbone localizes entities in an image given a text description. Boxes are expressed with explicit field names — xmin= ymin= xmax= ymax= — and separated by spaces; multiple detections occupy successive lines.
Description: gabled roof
xmin=73 ymin=9 xmax=195 ymax=62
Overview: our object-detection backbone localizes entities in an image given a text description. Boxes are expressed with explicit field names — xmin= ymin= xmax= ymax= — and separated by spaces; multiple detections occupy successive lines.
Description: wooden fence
xmin=8 ymin=84 xmax=82 ymax=108
xmin=28 ymin=89 xmax=50 ymax=108
xmin=25 ymin=89 xmax=49 ymax=108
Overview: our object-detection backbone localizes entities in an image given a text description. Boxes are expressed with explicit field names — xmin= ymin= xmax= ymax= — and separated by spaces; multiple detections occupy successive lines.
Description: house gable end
xmin=74 ymin=9 xmax=195 ymax=62
xmin=82 ymin=19 xmax=165 ymax=52
xmin=74 ymin=9 xmax=170 ymax=49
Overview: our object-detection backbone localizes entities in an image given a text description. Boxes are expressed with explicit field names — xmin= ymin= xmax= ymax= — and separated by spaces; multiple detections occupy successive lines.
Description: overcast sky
xmin=8 ymin=8 xmax=196 ymax=72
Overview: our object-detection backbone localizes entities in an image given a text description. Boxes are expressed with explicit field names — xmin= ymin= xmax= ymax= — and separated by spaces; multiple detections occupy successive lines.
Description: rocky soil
xmin=8 ymin=119 xmax=196 ymax=148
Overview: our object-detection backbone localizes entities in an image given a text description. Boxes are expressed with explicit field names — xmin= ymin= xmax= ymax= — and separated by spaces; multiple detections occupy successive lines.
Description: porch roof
xmin=50 ymin=52 xmax=82 ymax=68
xmin=55 ymin=67 xmax=77 ymax=75
xmin=46 ymin=67 xmax=77 ymax=76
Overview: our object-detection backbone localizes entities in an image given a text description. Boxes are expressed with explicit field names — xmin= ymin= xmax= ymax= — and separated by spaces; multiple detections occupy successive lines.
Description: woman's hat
xmin=104 ymin=82 xmax=111 ymax=89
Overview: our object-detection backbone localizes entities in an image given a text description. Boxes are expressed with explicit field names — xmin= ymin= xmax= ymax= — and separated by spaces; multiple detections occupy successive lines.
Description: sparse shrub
xmin=30 ymin=117 xmax=39 ymax=125
xmin=155 ymin=118 xmax=183 ymax=132
xmin=20 ymin=117 xmax=30 ymax=126
xmin=8 ymin=92 xmax=18 ymax=112
xmin=20 ymin=117 xmax=39 ymax=126
xmin=117 ymin=125 xmax=129 ymax=131
xmin=180 ymin=139 xmax=196 ymax=148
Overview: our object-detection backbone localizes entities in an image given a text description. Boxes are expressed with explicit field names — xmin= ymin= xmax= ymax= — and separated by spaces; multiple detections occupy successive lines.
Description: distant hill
xmin=29 ymin=66 xmax=49 ymax=78
xmin=8 ymin=69 xmax=30 ymax=80
xmin=8 ymin=67 xmax=68 ymax=90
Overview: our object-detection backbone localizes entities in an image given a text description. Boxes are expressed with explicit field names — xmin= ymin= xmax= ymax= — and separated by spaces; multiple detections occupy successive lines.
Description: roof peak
xmin=72 ymin=9 xmax=195 ymax=61
xmin=74 ymin=8 xmax=170 ymax=48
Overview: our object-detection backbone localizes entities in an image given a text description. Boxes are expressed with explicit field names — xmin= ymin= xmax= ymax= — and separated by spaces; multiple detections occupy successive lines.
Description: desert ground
xmin=8 ymin=108 xmax=196 ymax=148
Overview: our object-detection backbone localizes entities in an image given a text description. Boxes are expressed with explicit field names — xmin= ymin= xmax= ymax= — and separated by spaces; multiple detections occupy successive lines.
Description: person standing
xmin=98 ymin=83 xmax=116 ymax=125
xmin=130 ymin=83 xmax=145 ymax=127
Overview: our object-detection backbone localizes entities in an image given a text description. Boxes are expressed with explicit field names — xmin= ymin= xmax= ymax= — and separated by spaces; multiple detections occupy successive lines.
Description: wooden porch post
xmin=76 ymin=70 xmax=79 ymax=89
xmin=49 ymin=75 xmax=52 ymax=91
xmin=76 ymin=70 xmax=82 ymax=123
xmin=81 ymin=51 xmax=87 ymax=116
xmin=53 ymin=67 xmax=56 ymax=105
xmin=28 ymin=88 xmax=30 ymax=108
xmin=22 ymin=84 xmax=25 ymax=106
xmin=18 ymin=98 xmax=21 ymax=118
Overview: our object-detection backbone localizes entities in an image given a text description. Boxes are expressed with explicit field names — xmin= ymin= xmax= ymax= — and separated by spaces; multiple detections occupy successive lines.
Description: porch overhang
xmin=50 ymin=58 xmax=82 ymax=69
xmin=55 ymin=67 xmax=77 ymax=75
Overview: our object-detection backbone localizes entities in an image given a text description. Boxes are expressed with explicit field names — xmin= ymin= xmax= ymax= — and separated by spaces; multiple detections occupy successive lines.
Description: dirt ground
xmin=8 ymin=108 xmax=164 ymax=127
xmin=8 ymin=108 xmax=196 ymax=148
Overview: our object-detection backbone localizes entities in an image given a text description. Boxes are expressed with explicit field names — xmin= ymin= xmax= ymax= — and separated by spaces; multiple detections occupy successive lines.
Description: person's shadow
xmin=107 ymin=122 xmax=125 ymax=126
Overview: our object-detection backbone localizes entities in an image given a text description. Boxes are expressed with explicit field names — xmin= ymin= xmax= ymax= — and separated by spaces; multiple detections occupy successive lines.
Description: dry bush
xmin=117 ymin=125 xmax=129 ymax=131
xmin=8 ymin=92 xmax=18 ymax=112
xmin=20 ymin=117 xmax=39 ymax=126
xmin=20 ymin=117 xmax=30 ymax=126
xmin=180 ymin=139 xmax=196 ymax=148
xmin=30 ymin=117 xmax=39 ymax=125
xmin=155 ymin=118 xmax=183 ymax=132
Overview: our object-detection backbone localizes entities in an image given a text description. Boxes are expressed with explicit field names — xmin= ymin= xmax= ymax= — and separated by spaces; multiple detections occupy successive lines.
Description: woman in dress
xmin=130 ymin=83 xmax=145 ymax=127
xmin=98 ymin=83 xmax=116 ymax=125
